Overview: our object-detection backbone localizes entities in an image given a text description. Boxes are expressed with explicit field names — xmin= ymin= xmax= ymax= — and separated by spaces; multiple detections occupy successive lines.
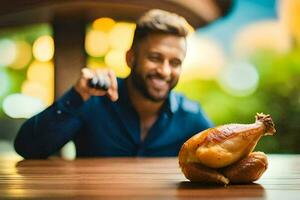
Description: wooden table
xmin=0 ymin=154 xmax=300 ymax=200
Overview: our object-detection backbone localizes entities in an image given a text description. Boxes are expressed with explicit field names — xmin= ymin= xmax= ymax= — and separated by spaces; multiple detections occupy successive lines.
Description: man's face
xmin=129 ymin=33 xmax=186 ymax=102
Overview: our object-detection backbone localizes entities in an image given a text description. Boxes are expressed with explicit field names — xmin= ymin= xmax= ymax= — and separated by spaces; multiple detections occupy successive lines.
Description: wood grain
xmin=0 ymin=155 xmax=300 ymax=199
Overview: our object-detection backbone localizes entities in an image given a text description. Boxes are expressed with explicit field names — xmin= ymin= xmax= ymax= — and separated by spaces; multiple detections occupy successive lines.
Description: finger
xmin=93 ymin=69 xmax=118 ymax=101
xmin=81 ymin=68 xmax=95 ymax=79
xmin=90 ymin=88 xmax=107 ymax=96
xmin=106 ymin=70 xmax=119 ymax=101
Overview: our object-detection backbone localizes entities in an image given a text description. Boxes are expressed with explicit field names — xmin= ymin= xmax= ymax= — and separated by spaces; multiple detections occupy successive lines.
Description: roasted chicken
xmin=179 ymin=113 xmax=276 ymax=184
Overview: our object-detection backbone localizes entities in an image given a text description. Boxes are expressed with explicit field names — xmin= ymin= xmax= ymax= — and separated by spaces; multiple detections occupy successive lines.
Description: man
xmin=14 ymin=9 xmax=213 ymax=159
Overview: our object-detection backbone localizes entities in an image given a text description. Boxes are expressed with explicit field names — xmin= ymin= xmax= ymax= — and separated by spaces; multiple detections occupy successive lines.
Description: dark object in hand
xmin=88 ymin=75 xmax=110 ymax=91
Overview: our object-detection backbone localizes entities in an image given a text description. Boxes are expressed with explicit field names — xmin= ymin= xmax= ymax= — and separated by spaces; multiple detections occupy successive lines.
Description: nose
xmin=157 ymin=60 xmax=171 ymax=78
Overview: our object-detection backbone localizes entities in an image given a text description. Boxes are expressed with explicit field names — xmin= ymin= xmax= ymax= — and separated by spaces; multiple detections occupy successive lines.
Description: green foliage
xmin=252 ymin=49 xmax=300 ymax=153
xmin=0 ymin=67 xmax=27 ymax=118
xmin=0 ymin=24 xmax=51 ymax=118
xmin=0 ymin=24 xmax=52 ymax=43
xmin=175 ymin=49 xmax=300 ymax=153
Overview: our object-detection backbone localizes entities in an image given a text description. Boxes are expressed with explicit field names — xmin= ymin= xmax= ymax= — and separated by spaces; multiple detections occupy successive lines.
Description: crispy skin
xmin=178 ymin=113 xmax=275 ymax=184
xmin=180 ymin=162 xmax=229 ymax=185
xmin=222 ymin=152 xmax=268 ymax=184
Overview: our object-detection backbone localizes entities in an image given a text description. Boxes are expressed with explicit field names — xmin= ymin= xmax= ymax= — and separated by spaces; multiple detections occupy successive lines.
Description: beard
xmin=130 ymin=61 xmax=179 ymax=102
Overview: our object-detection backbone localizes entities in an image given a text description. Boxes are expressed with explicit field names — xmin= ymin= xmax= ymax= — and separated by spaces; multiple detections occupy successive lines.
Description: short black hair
xmin=131 ymin=9 xmax=190 ymax=49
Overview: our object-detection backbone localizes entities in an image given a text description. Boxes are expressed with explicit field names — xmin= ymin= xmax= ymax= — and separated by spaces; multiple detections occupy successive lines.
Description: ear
xmin=126 ymin=49 xmax=135 ymax=69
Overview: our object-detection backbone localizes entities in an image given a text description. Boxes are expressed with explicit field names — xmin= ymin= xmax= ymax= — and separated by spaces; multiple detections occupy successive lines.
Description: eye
xmin=170 ymin=59 xmax=182 ymax=68
xmin=148 ymin=54 xmax=162 ymax=62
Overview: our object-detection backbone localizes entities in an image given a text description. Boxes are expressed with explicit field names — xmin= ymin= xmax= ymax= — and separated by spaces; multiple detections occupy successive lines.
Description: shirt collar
xmin=163 ymin=92 xmax=179 ymax=115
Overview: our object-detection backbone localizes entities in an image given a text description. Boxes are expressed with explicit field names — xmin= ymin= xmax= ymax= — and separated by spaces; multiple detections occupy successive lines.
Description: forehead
xmin=138 ymin=33 xmax=186 ymax=58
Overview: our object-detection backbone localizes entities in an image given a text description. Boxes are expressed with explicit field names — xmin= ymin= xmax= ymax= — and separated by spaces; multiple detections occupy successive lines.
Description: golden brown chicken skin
xmin=179 ymin=113 xmax=275 ymax=185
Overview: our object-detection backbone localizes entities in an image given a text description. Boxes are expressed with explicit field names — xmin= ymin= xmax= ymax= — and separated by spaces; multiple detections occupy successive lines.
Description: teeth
xmin=151 ymin=78 xmax=167 ymax=88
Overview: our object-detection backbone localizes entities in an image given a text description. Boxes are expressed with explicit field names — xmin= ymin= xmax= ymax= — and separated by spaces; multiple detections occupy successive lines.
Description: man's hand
xmin=74 ymin=68 xmax=118 ymax=101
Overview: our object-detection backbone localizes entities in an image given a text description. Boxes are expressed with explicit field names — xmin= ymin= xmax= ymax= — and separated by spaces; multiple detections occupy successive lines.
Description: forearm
xmin=14 ymin=88 xmax=84 ymax=159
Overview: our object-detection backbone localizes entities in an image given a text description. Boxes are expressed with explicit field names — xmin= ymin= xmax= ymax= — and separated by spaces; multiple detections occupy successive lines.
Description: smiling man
xmin=14 ymin=9 xmax=213 ymax=159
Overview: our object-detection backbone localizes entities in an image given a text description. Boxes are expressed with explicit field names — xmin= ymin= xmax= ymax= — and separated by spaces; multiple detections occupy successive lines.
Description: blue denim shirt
xmin=14 ymin=79 xmax=213 ymax=159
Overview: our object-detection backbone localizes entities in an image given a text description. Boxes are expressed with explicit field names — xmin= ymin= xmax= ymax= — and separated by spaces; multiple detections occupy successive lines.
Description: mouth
xmin=148 ymin=76 xmax=169 ymax=90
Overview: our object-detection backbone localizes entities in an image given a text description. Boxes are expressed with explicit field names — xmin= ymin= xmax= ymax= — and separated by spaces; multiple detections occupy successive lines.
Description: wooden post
xmin=53 ymin=16 xmax=86 ymax=99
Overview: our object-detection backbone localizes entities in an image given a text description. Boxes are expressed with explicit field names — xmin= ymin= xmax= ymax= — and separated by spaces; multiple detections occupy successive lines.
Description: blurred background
xmin=0 ymin=0 xmax=299 ymax=158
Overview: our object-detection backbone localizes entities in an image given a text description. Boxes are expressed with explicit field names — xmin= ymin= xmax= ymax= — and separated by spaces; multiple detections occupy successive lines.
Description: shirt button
xmin=57 ymin=110 xmax=62 ymax=114
xmin=66 ymin=100 xmax=70 ymax=105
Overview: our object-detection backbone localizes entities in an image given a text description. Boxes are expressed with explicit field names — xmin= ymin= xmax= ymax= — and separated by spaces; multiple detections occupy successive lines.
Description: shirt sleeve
xmin=14 ymin=87 xmax=85 ymax=159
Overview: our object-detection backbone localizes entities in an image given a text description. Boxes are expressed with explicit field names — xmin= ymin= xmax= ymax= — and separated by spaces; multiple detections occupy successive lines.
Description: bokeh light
xmin=86 ymin=58 xmax=107 ymax=70
xmin=9 ymin=40 xmax=32 ymax=70
xmin=26 ymin=61 xmax=54 ymax=106
xmin=21 ymin=80 xmax=53 ymax=106
xmin=27 ymin=61 xmax=54 ymax=85
xmin=233 ymin=20 xmax=291 ymax=58
xmin=218 ymin=61 xmax=259 ymax=97
xmin=85 ymin=19 xmax=135 ymax=78
xmin=61 ymin=141 xmax=76 ymax=160
xmin=104 ymin=49 xmax=131 ymax=78
xmin=181 ymin=34 xmax=226 ymax=81
xmin=108 ymin=22 xmax=136 ymax=51
xmin=279 ymin=0 xmax=300 ymax=43
xmin=2 ymin=93 xmax=45 ymax=119
xmin=0 ymin=39 xmax=17 ymax=68
xmin=0 ymin=70 xmax=11 ymax=97
xmin=85 ymin=30 xmax=109 ymax=57
xmin=92 ymin=17 xmax=116 ymax=32
xmin=32 ymin=35 xmax=54 ymax=62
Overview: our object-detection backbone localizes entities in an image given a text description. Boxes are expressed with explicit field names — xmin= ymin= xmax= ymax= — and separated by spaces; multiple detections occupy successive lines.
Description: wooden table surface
xmin=0 ymin=154 xmax=300 ymax=200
